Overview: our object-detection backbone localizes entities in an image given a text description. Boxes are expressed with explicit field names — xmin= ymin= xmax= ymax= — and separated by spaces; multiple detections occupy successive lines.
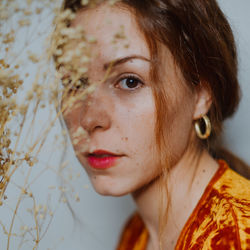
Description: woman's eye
xmin=63 ymin=77 xmax=89 ymax=94
xmin=116 ymin=76 xmax=143 ymax=90
xmin=74 ymin=78 xmax=89 ymax=90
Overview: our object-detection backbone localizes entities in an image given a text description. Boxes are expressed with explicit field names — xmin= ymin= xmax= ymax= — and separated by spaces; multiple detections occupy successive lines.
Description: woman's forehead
xmin=70 ymin=3 xmax=150 ymax=61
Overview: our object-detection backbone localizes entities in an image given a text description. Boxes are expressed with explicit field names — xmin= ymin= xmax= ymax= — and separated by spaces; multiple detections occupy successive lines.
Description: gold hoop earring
xmin=194 ymin=115 xmax=211 ymax=140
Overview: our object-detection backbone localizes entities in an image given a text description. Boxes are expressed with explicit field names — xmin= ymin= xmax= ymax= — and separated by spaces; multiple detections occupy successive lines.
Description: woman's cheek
xmin=63 ymin=110 xmax=90 ymax=155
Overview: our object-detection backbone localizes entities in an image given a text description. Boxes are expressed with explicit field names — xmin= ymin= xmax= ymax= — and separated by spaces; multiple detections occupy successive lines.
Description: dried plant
xmin=0 ymin=0 xmax=127 ymax=249
xmin=0 ymin=0 xmax=84 ymax=249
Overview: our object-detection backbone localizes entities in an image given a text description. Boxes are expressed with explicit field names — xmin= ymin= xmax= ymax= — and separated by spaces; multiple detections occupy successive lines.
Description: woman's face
xmin=61 ymin=3 xmax=198 ymax=196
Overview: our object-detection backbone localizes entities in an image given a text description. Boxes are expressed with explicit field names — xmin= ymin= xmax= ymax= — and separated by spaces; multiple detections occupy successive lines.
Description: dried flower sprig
xmin=0 ymin=0 xmax=129 ymax=248
xmin=0 ymin=0 xmax=83 ymax=249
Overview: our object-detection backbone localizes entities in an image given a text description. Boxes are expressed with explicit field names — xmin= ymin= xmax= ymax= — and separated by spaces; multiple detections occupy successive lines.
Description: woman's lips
xmin=86 ymin=150 xmax=122 ymax=169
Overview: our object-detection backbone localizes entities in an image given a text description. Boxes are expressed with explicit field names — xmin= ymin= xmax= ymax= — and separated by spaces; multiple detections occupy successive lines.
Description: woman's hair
xmin=60 ymin=0 xmax=249 ymax=245
xmin=61 ymin=0 xmax=249 ymax=173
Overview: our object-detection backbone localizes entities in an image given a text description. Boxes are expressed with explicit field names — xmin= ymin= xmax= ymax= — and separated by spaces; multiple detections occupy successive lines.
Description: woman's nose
xmin=79 ymin=88 xmax=111 ymax=134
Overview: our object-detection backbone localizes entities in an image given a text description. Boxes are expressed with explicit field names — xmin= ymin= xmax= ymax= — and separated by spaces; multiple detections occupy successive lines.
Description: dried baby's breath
xmin=81 ymin=0 xmax=90 ymax=6
xmin=0 ymin=0 xmax=121 ymax=249
xmin=108 ymin=0 xmax=120 ymax=5
xmin=0 ymin=0 xmax=82 ymax=248
xmin=18 ymin=19 xmax=31 ymax=27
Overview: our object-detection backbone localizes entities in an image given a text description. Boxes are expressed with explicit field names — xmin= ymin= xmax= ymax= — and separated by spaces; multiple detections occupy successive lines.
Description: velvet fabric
xmin=116 ymin=160 xmax=250 ymax=250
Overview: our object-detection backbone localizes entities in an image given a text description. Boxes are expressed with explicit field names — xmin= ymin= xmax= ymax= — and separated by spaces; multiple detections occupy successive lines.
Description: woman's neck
xmin=132 ymin=149 xmax=219 ymax=250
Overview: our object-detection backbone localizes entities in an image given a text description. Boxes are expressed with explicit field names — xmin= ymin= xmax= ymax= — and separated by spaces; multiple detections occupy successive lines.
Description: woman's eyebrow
xmin=103 ymin=55 xmax=151 ymax=70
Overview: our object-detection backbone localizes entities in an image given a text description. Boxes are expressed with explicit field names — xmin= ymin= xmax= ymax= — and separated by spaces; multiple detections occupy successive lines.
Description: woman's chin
xmin=93 ymin=186 xmax=129 ymax=197
xmin=90 ymin=178 xmax=132 ymax=197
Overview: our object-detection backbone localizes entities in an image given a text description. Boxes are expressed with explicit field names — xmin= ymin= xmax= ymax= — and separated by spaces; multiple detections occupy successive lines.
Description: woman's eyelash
xmin=61 ymin=75 xmax=144 ymax=94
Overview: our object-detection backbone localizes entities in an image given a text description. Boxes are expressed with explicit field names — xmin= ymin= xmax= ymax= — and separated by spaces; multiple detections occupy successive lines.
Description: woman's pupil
xmin=126 ymin=78 xmax=138 ymax=88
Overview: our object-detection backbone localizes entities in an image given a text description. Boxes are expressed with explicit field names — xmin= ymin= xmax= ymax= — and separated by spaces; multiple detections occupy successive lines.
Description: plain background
xmin=0 ymin=1 xmax=249 ymax=250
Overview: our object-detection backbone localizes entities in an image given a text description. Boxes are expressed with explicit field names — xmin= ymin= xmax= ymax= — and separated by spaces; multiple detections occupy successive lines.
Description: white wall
xmin=218 ymin=0 xmax=250 ymax=163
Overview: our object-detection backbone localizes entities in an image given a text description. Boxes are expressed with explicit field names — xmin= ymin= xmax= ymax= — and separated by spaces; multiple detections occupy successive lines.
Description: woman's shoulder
xmin=176 ymin=160 xmax=250 ymax=249
xmin=214 ymin=160 xmax=250 ymax=200
xmin=116 ymin=160 xmax=250 ymax=250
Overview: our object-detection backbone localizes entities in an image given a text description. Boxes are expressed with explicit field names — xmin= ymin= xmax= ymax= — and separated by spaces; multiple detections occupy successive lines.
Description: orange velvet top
xmin=116 ymin=160 xmax=250 ymax=250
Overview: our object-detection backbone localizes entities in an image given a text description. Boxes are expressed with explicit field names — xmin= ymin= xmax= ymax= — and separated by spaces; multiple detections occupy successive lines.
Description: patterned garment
xmin=116 ymin=160 xmax=250 ymax=250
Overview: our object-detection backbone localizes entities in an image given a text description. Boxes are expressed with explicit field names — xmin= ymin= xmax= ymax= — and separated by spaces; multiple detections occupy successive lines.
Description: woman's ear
xmin=193 ymin=83 xmax=212 ymax=119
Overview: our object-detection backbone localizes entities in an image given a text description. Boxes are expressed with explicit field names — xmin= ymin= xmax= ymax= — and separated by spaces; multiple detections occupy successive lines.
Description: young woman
xmin=55 ymin=0 xmax=250 ymax=249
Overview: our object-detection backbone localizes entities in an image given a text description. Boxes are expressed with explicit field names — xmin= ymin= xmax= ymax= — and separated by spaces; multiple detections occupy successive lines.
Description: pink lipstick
xmin=87 ymin=150 xmax=122 ymax=169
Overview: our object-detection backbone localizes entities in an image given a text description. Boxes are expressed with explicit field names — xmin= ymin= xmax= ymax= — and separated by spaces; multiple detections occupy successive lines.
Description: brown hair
xmin=60 ymin=0 xmax=249 ymax=245
xmin=61 ymin=0 xmax=249 ymax=173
